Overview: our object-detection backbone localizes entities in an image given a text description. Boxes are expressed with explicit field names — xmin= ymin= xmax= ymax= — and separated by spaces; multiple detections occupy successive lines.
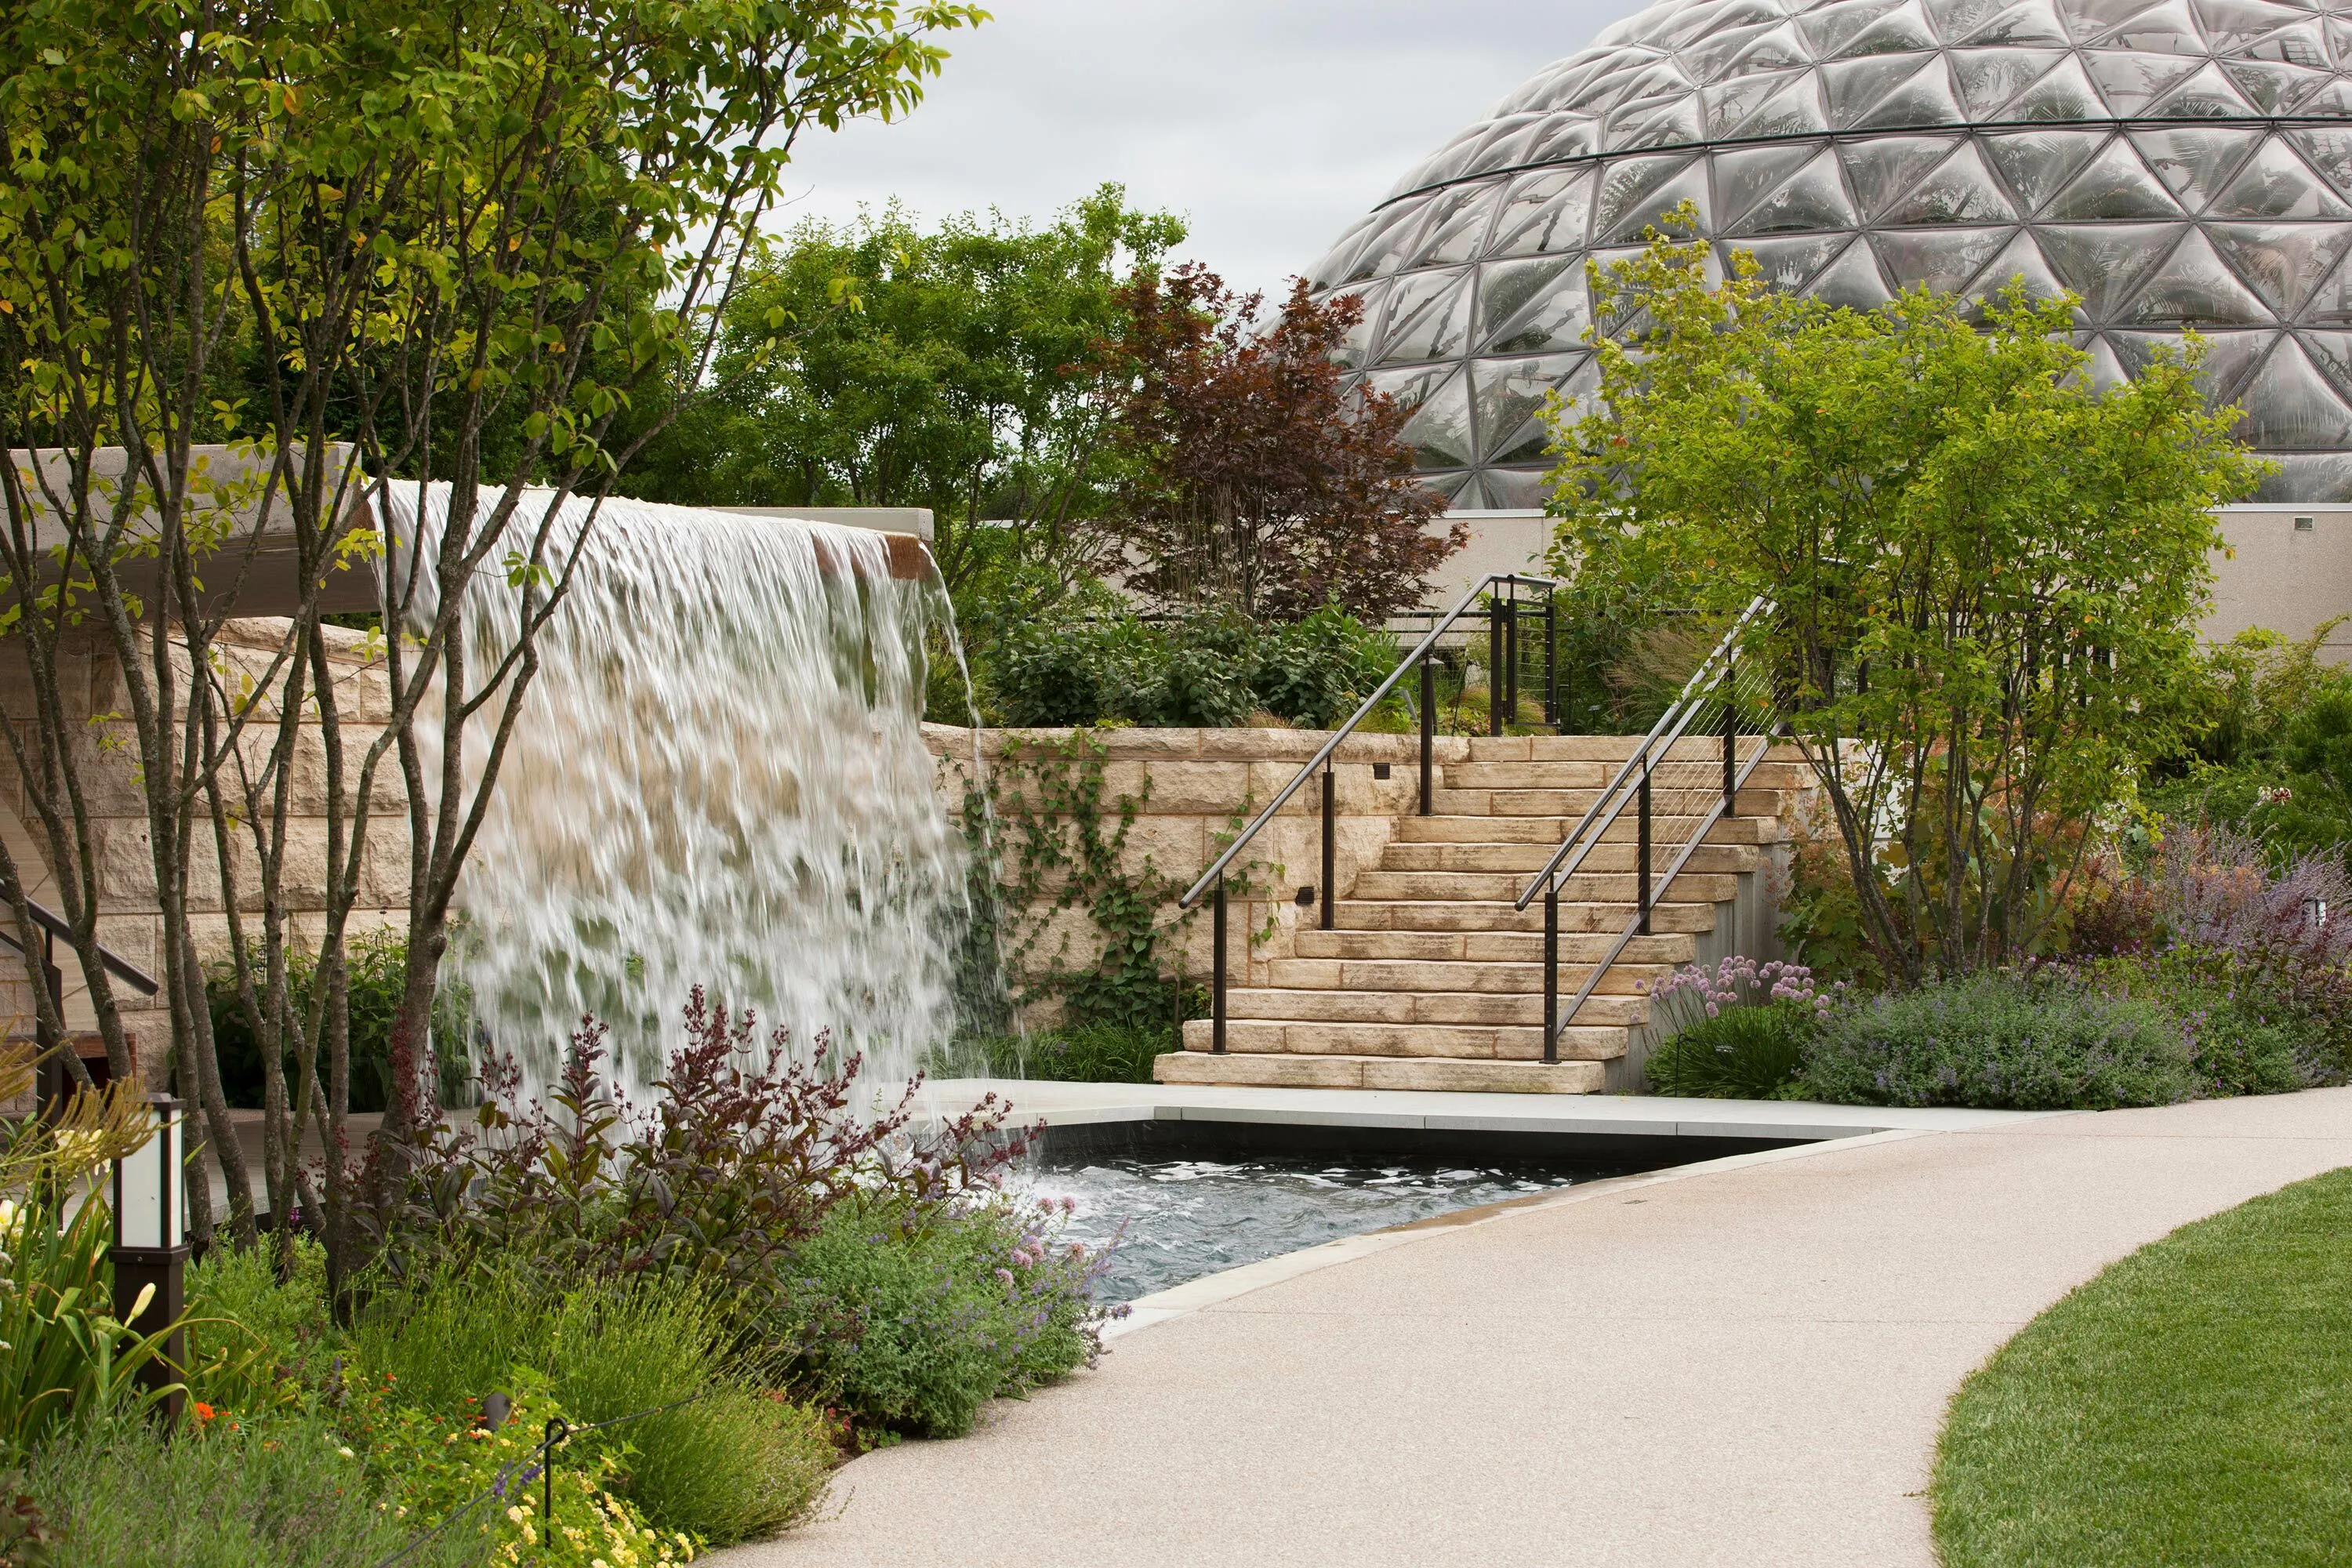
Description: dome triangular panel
xmin=2118 ymin=227 xmax=2275 ymax=324
xmin=2044 ymin=137 xmax=2187 ymax=220
xmin=1872 ymin=226 xmax=2016 ymax=292
xmin=2148 ymin=60 xmax=2262 ymax=117
xmin=1717 ymin=141 xmax=1829 ymax=227
xmin=1881 ymin=142 xmax=2019 ymax=223
xmin=2082 ymin=49 xmax=2201 ymax=114
xmin=1806 ymin=239 xmax=1897 ymax=306
xmin=1728 ymin=147 xmax=1862 ymax=234
xmin=2129 ymin=127 xmax=2266 ymax=212
xmin=1398 ymin=369 xmax=1478 ymax=468
xmin=2234 ymin=339 xmax=2352 ymax=448
xmin=1951 ymin=47 xmax=2071 ymax=114
xmin=1843 ymin=136 xmax=1961 ymax=217
xmin=1597 ymin=157 xmax=1712 ymax=241
xmin=2222 ymin=59 xmax=2331 ymax=113
xmin=1832 ymin=0 xmax=1944 ymax=56
xmin=2211 ymin=139 xmax=2352 ymax=220
xmin=1735 ymin=231 xmax=1856 ymax=289
xmin=1959 ymin=0 xmax=2075 ymax=43
xmin=2038 ymin=222 xmax=2183 ymax=315
xmin=1983 ymin=129 xmax=2111 ymax=212
xmin=1968 ymin=230 xmax=2078 ymax=310
xmin=1853 ymin=56 xmax=1969 ymax=126
xmin=2206 ymin=223 xmax=2352 ymax=315
xmin=1823 ymin=52 xmax=1939 ymax=125
xmin=1800 ymin=0 xmax=1918 ymax=56
xmin=2002 ymin=53 xmax=2111 ymax=118
xmin=2099 ymin=0 xmax=2208 ymax=50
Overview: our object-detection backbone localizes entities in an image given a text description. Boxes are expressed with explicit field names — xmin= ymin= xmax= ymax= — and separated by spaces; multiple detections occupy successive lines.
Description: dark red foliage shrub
xmin=362 ymin=988 xmax=1033 ymax=1303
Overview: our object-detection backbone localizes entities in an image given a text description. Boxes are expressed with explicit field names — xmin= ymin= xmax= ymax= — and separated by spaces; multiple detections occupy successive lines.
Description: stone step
xmin=1339 ymin=898 xmax=1720 ymax=935
xmin=1225 ymin=985 xmax=1646 ymax=1026
xmin=1179 ymin=1017 xmax=1628 ymax=1061
xmin=1377 ymin=840 xmax=1761 ymax=876
xmin=1292 ymin=928 xmax=1700 ymax=965
xmin=1153 ymin=1050 xmax=1606 ymax=1094
xmin=1429 ymin=786 xmax=1798 ymax=820
xmin=1393 ymin=814 xmax=1783 ymax=847
xmin=1468 ymin=735 xmax=1807 ymax=766
xmin=1444 ymin=759 xmax=1812 ymax=791
xmin=1261 ymin=959 xmax=1669 ymax=1000
xmin=1349 ymin=869 xmax=1741 ymax=904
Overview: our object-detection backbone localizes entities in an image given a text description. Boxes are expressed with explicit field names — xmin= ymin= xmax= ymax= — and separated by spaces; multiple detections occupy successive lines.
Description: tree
xmin=0 ymin=0 xmax=981 ymax=1283
xmin=1108 ymin=264 xmax=1464 ymax=622
xmin=1549 ymin=228 xmax=2266 ymax=983
xmin=630 ymin=187 xmax=1183 ymax=619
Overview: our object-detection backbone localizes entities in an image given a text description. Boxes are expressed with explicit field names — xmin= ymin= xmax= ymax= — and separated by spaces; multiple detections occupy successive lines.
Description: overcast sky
xmin=776 ymin=0 xmax=1650 ymax=296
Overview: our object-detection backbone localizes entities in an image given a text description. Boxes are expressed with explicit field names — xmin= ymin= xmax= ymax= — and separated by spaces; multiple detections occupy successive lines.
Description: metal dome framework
xmin=1310 ymin=0 xmax=2352 ymax=506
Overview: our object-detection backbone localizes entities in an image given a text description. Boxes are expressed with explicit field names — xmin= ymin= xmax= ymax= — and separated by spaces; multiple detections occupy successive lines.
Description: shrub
xmin=25 ymin=1409 xmax=474 ymax=1568
xmin=1800 ymin=971 xmax=2198 ymax=1110
xmin=204 ymin=929 xmax=468 ymax=1113
xmin=349 ymin=1265 xmax=831 ymax=1544
xmin=372 ymin=991 xmax=1027 ymax=1306
xmin=985 ymin=608 xmax=1397 ymax=730
xmin=778 ymin=1192 xmax=1105 ymax=1440
xmin=952 ymin=1022 xmax=1171 ymax=1084
xmin=182 ymin=1236 xmax=339 ymax=1414
xmin=1643 ymin=1003 xmax=1813 ymax=1099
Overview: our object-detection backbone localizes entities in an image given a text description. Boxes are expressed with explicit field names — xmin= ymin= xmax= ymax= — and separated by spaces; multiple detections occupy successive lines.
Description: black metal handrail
xmin=1176 ymin=572 xmax=1558 ymax=1054
xmin=0 ymin=892 xmax=162 ymax=1108
xmin=0 ymin=894 xmax=161 ymax=995
xmin=1512 ymin=595 xmax=1781 ymax=1065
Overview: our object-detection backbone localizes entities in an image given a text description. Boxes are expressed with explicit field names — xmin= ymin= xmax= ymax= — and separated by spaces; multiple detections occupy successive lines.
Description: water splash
xmin=379 ymin=483 xmax=976 ymax=1093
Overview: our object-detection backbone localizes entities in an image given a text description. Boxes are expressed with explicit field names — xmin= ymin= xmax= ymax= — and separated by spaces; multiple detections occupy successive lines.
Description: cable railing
xmin=1177 ymin=572 xmax=1559 ymax=1054
xmin=1513 ymin=596 xmax=1783 ymax=1065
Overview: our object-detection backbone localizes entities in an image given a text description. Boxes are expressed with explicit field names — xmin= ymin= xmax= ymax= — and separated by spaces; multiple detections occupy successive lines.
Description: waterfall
xmin=378 ymin=483 xmax=978 ymax=1093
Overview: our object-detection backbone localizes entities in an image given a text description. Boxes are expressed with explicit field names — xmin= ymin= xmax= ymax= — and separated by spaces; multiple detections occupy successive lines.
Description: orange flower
xmin=192 ymin=1403 xmax=216 ymax=1423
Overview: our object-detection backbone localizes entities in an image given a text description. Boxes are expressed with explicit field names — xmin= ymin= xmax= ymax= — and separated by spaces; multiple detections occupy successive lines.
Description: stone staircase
xmin=1155 ymin=735 xmax=1806 ymax=1094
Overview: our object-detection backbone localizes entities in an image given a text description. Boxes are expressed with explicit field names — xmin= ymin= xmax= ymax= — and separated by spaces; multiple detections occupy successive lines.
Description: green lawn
xmin=1934 ymin=1167 xmax=2352 ymax=1566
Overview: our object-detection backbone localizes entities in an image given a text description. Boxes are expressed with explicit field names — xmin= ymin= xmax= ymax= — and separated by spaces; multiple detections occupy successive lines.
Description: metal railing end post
xmin=1211 ymin=877 xmax=1229 ymax=1054
xmin=1418 ymin=656 xmax=1435 ymax=816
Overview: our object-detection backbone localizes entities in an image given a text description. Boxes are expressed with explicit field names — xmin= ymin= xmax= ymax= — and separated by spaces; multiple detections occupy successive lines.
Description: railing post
xmin=1545 ymin=590 xmax=1559 ymax=728
xmin=1418 ymin=656 xmax=1435 ymax=816
xmin=1487 ymin=594 xmax=1505 ymax=737
xmin=1320 ymin=764 xmax=1337 ymax=932
xmin=1542 ymin=877 xmax=1559 ymax=1065
xmin=1722 ymin=661 xmax=1737 ymax=814
xmin=1637 ymin=755 xmax=1653 ymax=938
xmin=1503 ymin=597 xmax=1519 ymax=726
xmin=1212 ymin=876 xmax=1228 ymax=1054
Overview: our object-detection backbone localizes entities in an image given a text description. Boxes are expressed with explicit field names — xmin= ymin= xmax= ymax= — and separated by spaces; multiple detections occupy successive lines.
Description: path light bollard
xmin=110 ymin=1093 xmax=188 ymax=1432
xmin=1211 ymin=876 xmax=1228 ymax=1054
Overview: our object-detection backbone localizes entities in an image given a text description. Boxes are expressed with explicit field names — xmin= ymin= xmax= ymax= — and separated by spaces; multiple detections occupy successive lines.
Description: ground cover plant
xmin=9 ymin=993 xmax=1115 ymax=1563
xmin=1934 ymin=1167 xmax=2352 ymax=1567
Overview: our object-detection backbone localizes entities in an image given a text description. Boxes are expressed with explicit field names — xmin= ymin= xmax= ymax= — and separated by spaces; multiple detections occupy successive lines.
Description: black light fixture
xmin=110 ymin=1093 xmax=187 ymax=1429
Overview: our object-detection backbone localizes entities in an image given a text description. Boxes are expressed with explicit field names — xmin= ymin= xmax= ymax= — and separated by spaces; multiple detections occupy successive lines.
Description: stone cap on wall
xmin=923 ymin=724 xmax=1472 ymax=766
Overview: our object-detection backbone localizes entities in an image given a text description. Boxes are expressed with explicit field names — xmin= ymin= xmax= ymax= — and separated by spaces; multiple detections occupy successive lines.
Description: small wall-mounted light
xmin=1372 ymin=762 xmax=1392 ymax=780
xmin=2296 ymin=515 xmax=2316 ymax=532
xmin=1295 ymin=885 xmax=1316 ymax=906
xmin=111 ymin=1094 xmax=187 ymax=1430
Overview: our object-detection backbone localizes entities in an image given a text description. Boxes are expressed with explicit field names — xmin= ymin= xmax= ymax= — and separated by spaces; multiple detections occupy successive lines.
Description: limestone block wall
xmin=926 ymin=724 xmax=1470 ymax=1008
xmin=0 ymin=619 xmax=406 ymax=1076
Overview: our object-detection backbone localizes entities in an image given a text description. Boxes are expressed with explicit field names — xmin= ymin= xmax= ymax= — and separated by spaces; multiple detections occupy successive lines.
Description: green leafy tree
xmin=1549 ymin=227 xmax=2265 ymax=982
xmin=630 ymin=187 xmax=1182 ymax=623
xmin=0 ymin=0 xmax=982 ymax=1276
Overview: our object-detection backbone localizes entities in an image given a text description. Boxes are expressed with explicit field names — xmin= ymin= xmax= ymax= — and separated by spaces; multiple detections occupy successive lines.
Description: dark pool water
xmin=1018 ymin=1152 xmax=1606 ymax=1305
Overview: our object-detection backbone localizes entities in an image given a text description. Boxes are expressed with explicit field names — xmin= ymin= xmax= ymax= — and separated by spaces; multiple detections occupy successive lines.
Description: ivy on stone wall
xmin=956 ymin=731 xmax=1272 ymax=1036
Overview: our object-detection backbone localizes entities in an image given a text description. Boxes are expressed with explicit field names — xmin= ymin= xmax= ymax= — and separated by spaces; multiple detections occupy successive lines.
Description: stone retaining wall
xmin=925 ymin=724 xmax=1471 ymax=1013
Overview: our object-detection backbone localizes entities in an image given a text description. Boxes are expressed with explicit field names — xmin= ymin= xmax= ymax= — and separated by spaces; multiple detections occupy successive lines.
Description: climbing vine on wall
xmin=956 ymin=731 xmax=1272 ymax=1033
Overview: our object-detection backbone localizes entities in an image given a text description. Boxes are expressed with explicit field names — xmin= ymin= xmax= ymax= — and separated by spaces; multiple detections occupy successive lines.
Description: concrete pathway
xmin=719 ymin=1087 xmax=2352 ymax=1568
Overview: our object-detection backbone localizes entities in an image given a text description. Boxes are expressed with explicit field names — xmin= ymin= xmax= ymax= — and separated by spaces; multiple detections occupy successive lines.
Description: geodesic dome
xmin=1309 ymin=0 xmax=2352 ymax=506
